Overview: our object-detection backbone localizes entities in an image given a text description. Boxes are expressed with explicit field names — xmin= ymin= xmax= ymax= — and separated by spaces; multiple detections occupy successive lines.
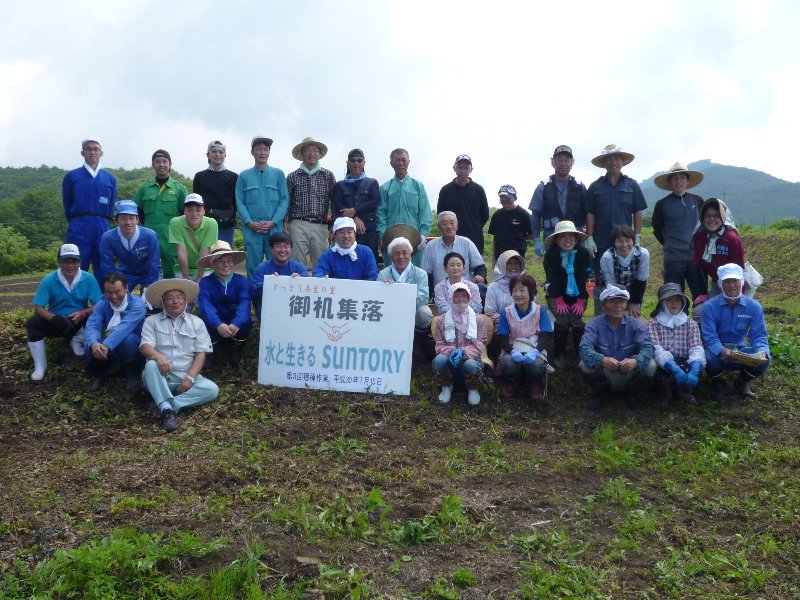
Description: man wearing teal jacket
xmin=133 ymin=149 xmax=188 ymax=278
xmin=236 ymin=136 xmax=289 ymax=279
xmin=378 ymin=148 xmax=432 ymax=267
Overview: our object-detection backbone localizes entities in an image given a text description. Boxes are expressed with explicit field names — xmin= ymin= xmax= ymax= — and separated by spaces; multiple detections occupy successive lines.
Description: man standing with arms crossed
xmin=62 ymin=137 xmax=117 ymax=285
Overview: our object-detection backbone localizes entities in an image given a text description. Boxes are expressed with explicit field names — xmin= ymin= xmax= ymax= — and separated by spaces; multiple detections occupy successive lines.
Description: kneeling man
xmin=701 ymin=263 xmax=770 ymax=400
xmin=85 ymin=274 xmax=146 ymax=391
xmin=197 ymin=241 xmax=252 ymax=367
xmin=140 ymin=279 xmax=219 ymax=432
xmin=579 ymin=284 xmax=656 ymax=410
xmin=27 ymin=244 xmax=102 ymax=381
xmin=312 ymin=216 xmax=378 ymax=280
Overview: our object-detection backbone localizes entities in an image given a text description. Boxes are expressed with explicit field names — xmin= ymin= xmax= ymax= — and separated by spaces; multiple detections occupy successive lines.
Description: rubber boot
xmin=655 ymin=372 xmax=674 ymax=410
xmin=124 ymin=361 xmax=141 ymax=392
xmin=229 ymin=341 xmax=244 ymax=367
xmin=70 ymin=327 xmax=86 ymax=357
xmin=552 ymin=328 xmax=569 ymax=369
xmin=28 ymin=340 xmax=47 ymax=381
xmin=464 ymin=370 xmax=483 ymax=406
xmin=437 ymin=369 xmax=453 ymax=404
xmin=528 ymin=378 xmax=542 ymax=402
xmin=571 ymin=328 xmax=584 ymax=361
xmin=735 ymin=370 xmax=757 ymax=400
xmin=710 ymin=374 xmax=726 ymax=401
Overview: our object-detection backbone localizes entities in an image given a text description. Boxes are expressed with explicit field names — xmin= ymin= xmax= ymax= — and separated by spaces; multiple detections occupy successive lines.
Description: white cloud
xmin=0 ymin=0 xmax=798 ymax=201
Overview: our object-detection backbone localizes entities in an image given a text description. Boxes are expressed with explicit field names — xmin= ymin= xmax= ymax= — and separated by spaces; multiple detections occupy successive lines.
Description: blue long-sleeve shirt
xmin=85 ymin=292 xmax=146 ymax=351
xmin=312 ymin=245 xmax=378 ymax=281
xmin=198 ymin=273 xmax=252 ymax=330
xmin=62 ymin=166 xmax=117 ymax=220
xmin=700 ymin=294 xmax=770 ymax=358
xmin=579 ymin=314 xmax=654 ymax=371
xmin=250 ymin=258 xmax=309 ymax=307
xmin=99 ymin=226 xmax=161 ymax=287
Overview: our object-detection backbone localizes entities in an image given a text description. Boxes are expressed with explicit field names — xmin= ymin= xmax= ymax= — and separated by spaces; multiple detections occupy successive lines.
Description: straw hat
xmin=544 ymin=221 xmax=589 ymax=247
xmin=146 ymin=279 xmax=199 ymax=308
xmin=292 ymin=137 xmax=328 ymax=160
xmin=591 ymin=144 xmax=635 ymax=168
xmin=654 ymin=162 xmax=704 ymax=190
xmin=197 ymin=240 xmax=247 ymax=269
xmin=382 ymin=223 xmax=422 ymax=250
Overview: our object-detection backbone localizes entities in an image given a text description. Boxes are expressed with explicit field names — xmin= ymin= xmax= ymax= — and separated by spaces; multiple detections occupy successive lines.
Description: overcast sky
xmin=1 ymin=0 xmax=798 ymax=206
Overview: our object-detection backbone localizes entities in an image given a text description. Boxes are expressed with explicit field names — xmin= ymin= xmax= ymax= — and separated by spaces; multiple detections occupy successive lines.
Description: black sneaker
xmin=160 ymin=409 xmax=179 ymax=433
xmin=711 ymin=376 xmax=726 ymax=401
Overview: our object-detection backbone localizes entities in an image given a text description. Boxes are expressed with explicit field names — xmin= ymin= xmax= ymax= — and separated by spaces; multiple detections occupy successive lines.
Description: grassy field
xmin=1 ymin=230 xmax=799 ymax=599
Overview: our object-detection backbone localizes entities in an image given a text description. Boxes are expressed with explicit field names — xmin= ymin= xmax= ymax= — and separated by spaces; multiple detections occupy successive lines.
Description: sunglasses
xmin=348 ymin=157 xmax=364 ymax=163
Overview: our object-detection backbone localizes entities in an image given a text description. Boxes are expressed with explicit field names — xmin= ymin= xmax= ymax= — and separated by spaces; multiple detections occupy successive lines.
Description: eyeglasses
xmin=83 ymin=147 xmax=102 ymax=153
xmin=348 ymin=157 xmax=364 ymax=163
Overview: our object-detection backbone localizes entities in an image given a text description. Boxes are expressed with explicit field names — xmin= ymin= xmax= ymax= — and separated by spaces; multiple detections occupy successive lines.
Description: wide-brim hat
xmin=650 ymin=282 xmax=689 ymax=317
xmin=382 ymin=223 xmax=422 ymax=251
xmin=146 ymin=279 xmax=199 ymax=308
xmin=544 ymin=221 xmax=589 ymax=247
xmin=292 ymin=137 xmax=328 ymax=161
xmin=591 ymin=144 xmax=635 ymax=168
xmin=197 ymin=240 xmax=247 ymax=269
xmin=654 ymin=162 xmax=704 ymax=190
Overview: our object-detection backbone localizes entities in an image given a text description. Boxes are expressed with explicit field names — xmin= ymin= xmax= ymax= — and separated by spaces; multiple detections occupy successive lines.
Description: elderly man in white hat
xmin=140 ymin=279 xmax=218 ymax=432
xmin=651 ymin=162 xmax=707 ymax=303
xmin=26 ymin=244 xmax=103 ymax=381
xmin=700 ymin=263 xmax=770 ymax=401
xmin=579 ymin=284 xmax=656 ymax=410
xmin=584 ymin=145 xmax=648 ymax=311
xmin=286 ymin=137 xmax=337 ymax=269
xmin=312 ymin=217 xmax=378 ymax=280
xmin=197 ymin=241 xmax=251 ymax=367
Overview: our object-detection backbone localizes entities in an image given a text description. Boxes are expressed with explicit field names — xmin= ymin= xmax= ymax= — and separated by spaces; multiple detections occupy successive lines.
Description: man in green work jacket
xmin=134 ymin=149 xmax=188 ymax=278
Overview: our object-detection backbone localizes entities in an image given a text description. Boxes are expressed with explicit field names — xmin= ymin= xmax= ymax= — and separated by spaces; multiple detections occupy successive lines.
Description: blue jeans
xmin=705 ymin=347 xmax=770 ymax=377
xmin=432 ymin=354 xmax=482 ymax=380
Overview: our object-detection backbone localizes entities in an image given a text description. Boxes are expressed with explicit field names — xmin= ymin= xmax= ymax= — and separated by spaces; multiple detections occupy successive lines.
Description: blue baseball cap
xmin=115 ymin=199 xmax=138 ymax=217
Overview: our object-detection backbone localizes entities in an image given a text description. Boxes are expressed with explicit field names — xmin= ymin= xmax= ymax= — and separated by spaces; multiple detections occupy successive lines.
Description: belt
xmin=291 ymin=216 xmax=326 ymax=224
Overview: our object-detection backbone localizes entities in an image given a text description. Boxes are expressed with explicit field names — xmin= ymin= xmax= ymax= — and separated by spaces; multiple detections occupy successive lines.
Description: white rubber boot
xmin=438 ymin=385 xmax=453 ymax=404
xmin=28 ymin=340 xmax=47 ymax=381
xmin=70 ymin=327 xmax=86 ymax=357
xmin=467 ymin=389 xmax=481 ymax=406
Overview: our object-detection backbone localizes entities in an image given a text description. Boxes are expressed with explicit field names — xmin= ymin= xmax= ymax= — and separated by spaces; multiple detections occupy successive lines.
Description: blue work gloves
xmin=449 ymin=349 xmax=464 ymax=368
xmin=511 ymin=349 xmax=525 ymax=363
xmin=534 ymin=238 xmax=546 ymax=257
xmin=665 ymin=360 xmax=688 ymax=386
xmin=522 ymin=349 xmax=540 ymax=365
xmin=684 ymin=361 xmax=703 ymax=388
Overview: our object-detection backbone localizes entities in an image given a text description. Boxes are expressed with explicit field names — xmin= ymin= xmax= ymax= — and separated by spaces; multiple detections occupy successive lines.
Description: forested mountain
xmin=640 ymin=159 xmax=800 ymax=226
xmin=0 ymin=166 xmax=191 ymax=252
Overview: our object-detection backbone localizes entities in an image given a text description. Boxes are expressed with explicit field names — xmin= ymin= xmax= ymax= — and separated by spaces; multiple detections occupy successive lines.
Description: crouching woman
xmin=497 ymin=274 xmax=553 ymax=402
xmin=647 ymin=283 xmax=705 ymax=409
xmin=432 ymin=282 xmax=488 ymax=406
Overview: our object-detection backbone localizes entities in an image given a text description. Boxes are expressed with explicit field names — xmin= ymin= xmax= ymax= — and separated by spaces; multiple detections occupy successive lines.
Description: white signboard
xmin=258 ymin=276 xmax=416 ymax=395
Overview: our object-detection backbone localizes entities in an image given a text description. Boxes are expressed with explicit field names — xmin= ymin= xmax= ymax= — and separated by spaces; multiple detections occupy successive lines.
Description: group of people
xmin=27 ymin=138 xmax=770 ymax=431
